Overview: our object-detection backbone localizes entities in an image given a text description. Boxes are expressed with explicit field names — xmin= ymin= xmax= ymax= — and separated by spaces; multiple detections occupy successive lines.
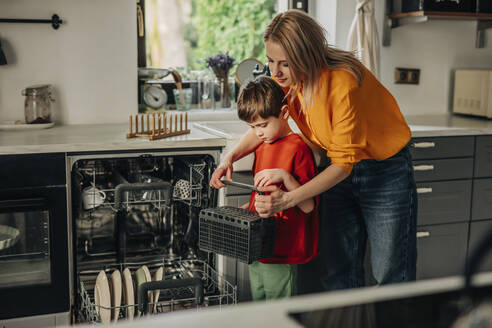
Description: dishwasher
xmin=68 ymin=150 xmax=237 ymax=324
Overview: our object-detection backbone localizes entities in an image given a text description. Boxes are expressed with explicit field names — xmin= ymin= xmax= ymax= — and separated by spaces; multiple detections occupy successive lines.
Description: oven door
xmin=0 ymin=186 xmax=69 ymax=320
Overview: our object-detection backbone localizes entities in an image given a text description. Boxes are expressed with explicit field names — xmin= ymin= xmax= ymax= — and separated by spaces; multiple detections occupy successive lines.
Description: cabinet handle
xmin=413 ymin=164 xmax=435 ymax=171
xmin=417 ymin=231 xmax=430 ymax=238
xmin=412 ymin=142 xmax=436 ymax=148
xmin=417 ymin=187 xmax=433 ymax=194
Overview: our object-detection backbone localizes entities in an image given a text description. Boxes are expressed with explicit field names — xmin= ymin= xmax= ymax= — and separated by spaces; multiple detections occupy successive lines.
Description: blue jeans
xmin=299 ymin=146 xmax=417 ymax=292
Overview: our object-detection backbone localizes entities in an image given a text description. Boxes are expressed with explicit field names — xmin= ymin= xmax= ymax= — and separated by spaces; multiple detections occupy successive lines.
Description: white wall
xmin=0 ymin=0 xmax=137 ymax=125
xmin=317 ymin=0 xmax=492 ymax=115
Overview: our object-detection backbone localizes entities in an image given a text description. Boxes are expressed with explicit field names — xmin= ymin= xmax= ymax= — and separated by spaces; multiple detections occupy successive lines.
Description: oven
xmin=0 ymin=153 xmax=70 ymax=325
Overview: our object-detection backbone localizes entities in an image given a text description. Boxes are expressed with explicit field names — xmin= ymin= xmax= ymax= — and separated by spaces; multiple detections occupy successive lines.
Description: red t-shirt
xmin=248 ymin=133 xmax=319 ymax=264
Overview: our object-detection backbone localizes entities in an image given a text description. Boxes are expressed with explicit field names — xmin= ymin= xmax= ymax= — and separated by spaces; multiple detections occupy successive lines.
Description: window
xmin=140 ymin=0 xmax=279 ymax=72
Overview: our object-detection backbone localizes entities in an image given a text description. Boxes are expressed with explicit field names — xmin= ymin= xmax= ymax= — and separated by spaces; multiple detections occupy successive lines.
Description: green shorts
xmin=248 ymin=261 xmax=297 ymax=301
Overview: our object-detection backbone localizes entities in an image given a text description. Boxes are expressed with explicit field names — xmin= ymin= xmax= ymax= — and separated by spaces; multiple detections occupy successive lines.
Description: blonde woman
xmin=210 ymin=10 xmax=417 ymax=292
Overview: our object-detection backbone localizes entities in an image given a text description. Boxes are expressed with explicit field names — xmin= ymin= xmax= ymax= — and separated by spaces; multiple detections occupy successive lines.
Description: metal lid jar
xmin=22 ymin=84 xmax=54 ymax=124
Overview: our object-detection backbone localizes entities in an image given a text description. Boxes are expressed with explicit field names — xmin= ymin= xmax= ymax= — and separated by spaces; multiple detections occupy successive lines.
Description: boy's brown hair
xmin=237 ymin=76 xmax=287 ymax=122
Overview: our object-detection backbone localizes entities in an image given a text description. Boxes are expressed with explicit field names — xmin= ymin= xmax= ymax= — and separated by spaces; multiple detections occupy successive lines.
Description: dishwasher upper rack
xmin=77 ymin=258 xmax=237 ymax=324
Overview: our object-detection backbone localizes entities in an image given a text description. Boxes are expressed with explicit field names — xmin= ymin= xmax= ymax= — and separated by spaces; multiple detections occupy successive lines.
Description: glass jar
xmin=22 ymin=84 xmax=54 ymax=124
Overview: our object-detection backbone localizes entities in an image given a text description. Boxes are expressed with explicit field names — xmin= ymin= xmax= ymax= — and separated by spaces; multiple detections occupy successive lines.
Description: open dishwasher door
xmin=68 ymin=149 xmax=237 ymax=323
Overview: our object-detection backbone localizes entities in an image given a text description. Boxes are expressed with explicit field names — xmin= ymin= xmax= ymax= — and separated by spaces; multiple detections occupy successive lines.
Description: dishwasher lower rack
xmin=76 ymin=258 xmax=237 ymax=324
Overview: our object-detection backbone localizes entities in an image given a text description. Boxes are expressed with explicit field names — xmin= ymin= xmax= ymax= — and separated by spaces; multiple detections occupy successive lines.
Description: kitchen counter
xmin=0 ymin=123 xmax=226 ymax=155
xmin=0 ymin=113 xmax=490 ymax=156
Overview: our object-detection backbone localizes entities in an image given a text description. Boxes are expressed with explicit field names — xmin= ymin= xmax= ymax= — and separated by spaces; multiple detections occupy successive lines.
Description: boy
xmin=236 ymin=76 xmax=319 ymax=301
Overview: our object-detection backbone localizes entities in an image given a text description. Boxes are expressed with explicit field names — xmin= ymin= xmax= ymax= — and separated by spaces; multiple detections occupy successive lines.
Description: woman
xmin=210 ymin=10 xmax=417 ymax=292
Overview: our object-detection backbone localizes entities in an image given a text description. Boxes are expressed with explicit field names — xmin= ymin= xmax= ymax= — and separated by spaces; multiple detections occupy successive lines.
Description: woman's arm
xmin=209 ymin=128 xmax=262 ymax=188
xmin=254 ymin=164 xmax=349 ymax=217
xmin=281 ymin=173 xmax=314 ymax=213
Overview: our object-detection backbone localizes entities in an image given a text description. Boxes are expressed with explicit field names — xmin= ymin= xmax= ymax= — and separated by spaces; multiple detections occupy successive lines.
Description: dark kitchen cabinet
xmin=410 ymin=136 xmax=474 ymax=280
xmin=468 ymin=219 xmax=492 ymax=272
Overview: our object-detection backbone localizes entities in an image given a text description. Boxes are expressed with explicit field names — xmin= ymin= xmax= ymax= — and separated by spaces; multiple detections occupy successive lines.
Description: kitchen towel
xmin=346 ymin=0 xmax=380 ymax=78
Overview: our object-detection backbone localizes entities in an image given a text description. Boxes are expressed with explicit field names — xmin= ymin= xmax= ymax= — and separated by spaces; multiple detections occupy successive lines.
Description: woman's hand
xmin=209 ymin=156 xmax=233 ymax=189
xmin=254 ymin=185 xmax=291 ymax=217
xmin=254 ymin=168 xmax=288 ymax=187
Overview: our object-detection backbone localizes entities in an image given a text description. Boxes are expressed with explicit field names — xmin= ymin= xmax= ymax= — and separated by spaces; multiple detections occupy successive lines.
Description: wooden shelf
xmin=389 ymin=11 xmax=492 ymax=20
xmin=383 ymin=7 xmax=492 ymax=48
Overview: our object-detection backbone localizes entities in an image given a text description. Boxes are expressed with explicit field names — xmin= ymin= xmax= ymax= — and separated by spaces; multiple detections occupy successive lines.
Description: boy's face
xmin=247 ymin=107 xmax=289 ymax=144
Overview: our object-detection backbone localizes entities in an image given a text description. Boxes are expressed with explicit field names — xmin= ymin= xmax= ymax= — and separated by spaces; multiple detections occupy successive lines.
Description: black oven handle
xmin=0 ymin=198 xmax=46 ymax=210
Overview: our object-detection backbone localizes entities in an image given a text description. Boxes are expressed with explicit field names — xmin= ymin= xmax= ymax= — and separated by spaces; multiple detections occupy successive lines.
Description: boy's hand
xmin=254 ymin=168 xmax=288 ymax=187
xmin=210 ymin=156 xmax=233 ymax=189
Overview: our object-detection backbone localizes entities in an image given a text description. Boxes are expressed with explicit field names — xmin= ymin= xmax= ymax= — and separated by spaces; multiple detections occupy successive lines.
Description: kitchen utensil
xmin=22 ymin=84 xmax=54 ymax=124
xmin=0 ymin=39 xmax=7 ymax=65
xmin=152 ymin=266 xmax=164 ymax=313
xmin=235 ymin=57 xmax=263 ymax=86
xmin=126 ymin=113 xmax=190 ymax=141
xmin=122 ymin=268 xmax=134 ymax=320
xmin=172 ymin=88 xmax=192 ymax=111
xmin=138 ymin=67 xmax=171 ymax=79
xmin=110 ymin=269 xmax=122 ymax=322
xmin=94 ymin=270 xmax=111 ymax=324
xmin=0 ymin=224 xmax=19 ymax=251
xmin=221 ymin=179 xmax=264 ymax=195
xmin=82 ymin=186 xmax=106 ymax=210
xmin=171 ymin=69 xmax=186 ymax=109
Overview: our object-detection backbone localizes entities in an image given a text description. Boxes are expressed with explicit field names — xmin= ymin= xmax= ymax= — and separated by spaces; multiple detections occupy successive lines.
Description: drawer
xmin=417 ymin=180 xmax=472 ymax=225
xmin=225 ymin=172 xmax=254 ymax=196
xmin=409 ymin=136 xmax=474 ymax=160
xmin=416 ymin=222 xmax=468 ymax=280
xmin=472 ymin=178 xmax=492 ymax=221
xmin=468 ymin=220 xmax=492 ymax=273
xmin=474 ymin=135 xmax=492 ymax=178
xmin=413 ymin=158 xmax=473 ymax=182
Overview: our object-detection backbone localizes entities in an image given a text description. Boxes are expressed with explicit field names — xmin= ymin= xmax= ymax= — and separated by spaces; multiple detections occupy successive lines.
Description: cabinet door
xmin=417 ymin=180 xmax=472 ymax=225
xmin=409 ymin=137 xmax=474 ymax=160
xmin=416 ymin=223 xmax=468 ymax=280
xmin=474 ymin=136 xmax=492 ymax=178
xmin=471 ymin=178 xmax=492 ymax=221
xmin=468 ymin=220 xmax=492 ymax=273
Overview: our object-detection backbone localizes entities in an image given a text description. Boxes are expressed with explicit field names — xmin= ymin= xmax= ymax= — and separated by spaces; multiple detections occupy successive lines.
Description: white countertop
xmin=0 ymin=123 xmax=226 ymax=155
xmin=0 ymin=113 xmax=491 ymax=156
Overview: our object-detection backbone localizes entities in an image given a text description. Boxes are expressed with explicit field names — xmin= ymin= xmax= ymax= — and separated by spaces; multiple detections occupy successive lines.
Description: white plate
xmin=153 ymin=266 xmax=163 ymax=313
xmin=0 ymin=121 xmax=54 ymax=131
xmin=122 ymin=268 xmax=134 ymax=320
xmin=110 ymin=269 xmax=122 ymax=322
xmin=94 ymin=271 xmax=111 ymax=324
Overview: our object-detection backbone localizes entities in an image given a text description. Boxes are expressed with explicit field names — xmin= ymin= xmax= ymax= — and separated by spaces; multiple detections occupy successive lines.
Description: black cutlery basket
xmin=198 ymin=206 xmax=276 ymax=264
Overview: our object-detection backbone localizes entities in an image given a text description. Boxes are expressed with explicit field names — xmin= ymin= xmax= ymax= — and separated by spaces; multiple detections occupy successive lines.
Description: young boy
xmin=236 ymin=76 xmax=319 ymax=301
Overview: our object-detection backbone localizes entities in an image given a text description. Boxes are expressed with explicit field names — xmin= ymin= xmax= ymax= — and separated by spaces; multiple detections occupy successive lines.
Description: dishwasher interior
xmin=70 ymin=152 xmax=236 ymax=323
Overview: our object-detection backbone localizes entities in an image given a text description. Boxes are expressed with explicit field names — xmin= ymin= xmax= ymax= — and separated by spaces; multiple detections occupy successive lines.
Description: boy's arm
xmin=255 ymin=169 xmax=314 ymax=214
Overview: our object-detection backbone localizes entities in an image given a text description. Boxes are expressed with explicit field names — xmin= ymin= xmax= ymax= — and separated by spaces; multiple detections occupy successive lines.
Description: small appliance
xmin=453 ymin=69 xmax=492 ymax=119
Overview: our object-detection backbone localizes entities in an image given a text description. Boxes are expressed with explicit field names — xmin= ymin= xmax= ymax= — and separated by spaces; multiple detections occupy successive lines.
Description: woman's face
xmin=265 ymin=40 xmax=293 ymax=88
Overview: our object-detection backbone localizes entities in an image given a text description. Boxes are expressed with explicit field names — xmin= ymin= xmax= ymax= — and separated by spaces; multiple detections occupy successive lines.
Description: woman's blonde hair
xmin=264 ymin=9 xmax=364 ymax=107
xmin=237 ymin=76 xmax=287 ymax=123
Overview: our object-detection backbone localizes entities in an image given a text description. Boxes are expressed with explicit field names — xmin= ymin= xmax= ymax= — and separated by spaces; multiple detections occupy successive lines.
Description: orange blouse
xmin=286 ymin=67 xmax=411 ymax=174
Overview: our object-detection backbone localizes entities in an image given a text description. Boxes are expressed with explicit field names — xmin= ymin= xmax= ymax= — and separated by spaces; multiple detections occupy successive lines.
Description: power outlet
xmin=395 ymin=68 xmax=420 ymax=84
